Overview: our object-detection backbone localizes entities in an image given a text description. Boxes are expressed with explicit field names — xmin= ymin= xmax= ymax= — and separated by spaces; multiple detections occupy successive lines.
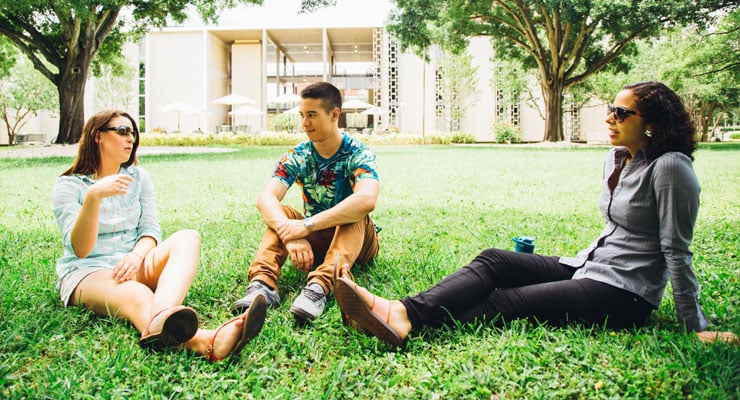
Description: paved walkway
xmin=0 ymin=144 xmax=236 ymax=159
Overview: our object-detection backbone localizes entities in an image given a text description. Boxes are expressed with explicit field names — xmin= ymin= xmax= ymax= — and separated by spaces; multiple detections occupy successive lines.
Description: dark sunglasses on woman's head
xmin=101 ymin=125 xmax=136 ymax=140
xmin=607 ymin=105 xmax=638 ymax=123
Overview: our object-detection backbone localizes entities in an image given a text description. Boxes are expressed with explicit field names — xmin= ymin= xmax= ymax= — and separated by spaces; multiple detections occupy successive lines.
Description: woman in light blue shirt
xmin=52 ymin=110 xmax=266 ymax=361
xmin=334 ymin=82 xmax=738 ymax=348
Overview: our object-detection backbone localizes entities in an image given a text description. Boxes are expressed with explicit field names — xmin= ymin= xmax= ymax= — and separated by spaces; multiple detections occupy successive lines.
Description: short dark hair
xmin=300 ymin=82 xmax=342 ymax=114
xmin=623 ymin=81 xmax=696 ymax=161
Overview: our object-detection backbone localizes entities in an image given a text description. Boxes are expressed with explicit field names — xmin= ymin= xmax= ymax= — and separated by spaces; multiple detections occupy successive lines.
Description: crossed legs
xmin=248 ymin=205 xmax=379 ymax=294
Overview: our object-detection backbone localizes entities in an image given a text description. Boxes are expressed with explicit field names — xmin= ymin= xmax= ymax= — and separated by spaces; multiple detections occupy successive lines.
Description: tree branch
xmin=692 ymin=61 xmax=740 ymax=77
xmin=567 ymin=20 xmax=657 ymax=87
xmin=0 ymin=21 xmax=58 ymax=82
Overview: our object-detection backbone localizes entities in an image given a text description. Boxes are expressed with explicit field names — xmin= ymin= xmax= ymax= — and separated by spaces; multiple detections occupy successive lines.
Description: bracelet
xmin=130 ymin=252 xmax=145 ymax=259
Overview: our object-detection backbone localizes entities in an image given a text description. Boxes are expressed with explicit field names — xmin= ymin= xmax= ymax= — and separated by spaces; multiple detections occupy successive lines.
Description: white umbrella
xmin=343 ymin=99 xmax=374 ymax=131
xmin=275 ymin=93 xmax=301 ymax=104
xmin=283 ymin=106 xmax=300 ymax=114
xmin=212 ymin=94 xmax=257 ymax=126
xmin=342 ymin=99 xmax=374 ymax=111
xmin=281 ymin=106 xmax=301 ymax=132
xmin=211 ymin=93 xmax=255 ymax=105
xmin=360 ymin=106 xmax=389 ymax=115
xmin=229 ymin=104 xmax=264 ymax=116
xmin=228 ymin=104 xmax=264 ymax=130
xmin=158 ymin=101 xmax=201 ymax=132
xmin=360 ymin=106 xmax=389 ymax=133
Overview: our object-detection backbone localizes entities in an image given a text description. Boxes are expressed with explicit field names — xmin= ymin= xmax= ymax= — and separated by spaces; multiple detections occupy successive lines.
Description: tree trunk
xmin=699 ymin=103 xmax=717 ymax=142
xmin=54 ymin=59 xmax=89 ymax=144
xmin=542 ymin=83 xmax=564 ymax=142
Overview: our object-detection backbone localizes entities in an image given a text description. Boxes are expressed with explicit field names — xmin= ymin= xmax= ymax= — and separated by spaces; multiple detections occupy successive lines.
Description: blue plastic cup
xmin=512 ymin=237 xmax=535 ymax=253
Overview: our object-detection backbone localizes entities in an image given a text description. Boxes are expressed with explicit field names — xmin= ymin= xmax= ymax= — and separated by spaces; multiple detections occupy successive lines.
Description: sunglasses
xmin=101 ymin=125 xmax=137 ymax=140
xmin=607 ymin=105 xmax=638 ymax=123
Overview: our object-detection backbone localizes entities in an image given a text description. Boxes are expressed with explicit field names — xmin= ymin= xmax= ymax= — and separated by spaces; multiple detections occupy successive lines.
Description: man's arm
xmin=255 ymin=177 xmax=290 ymax=231
xmin=275 ymin=178 xmax=379 ymax=243
xmin=311 ymin=178 xmax=379 ymax=229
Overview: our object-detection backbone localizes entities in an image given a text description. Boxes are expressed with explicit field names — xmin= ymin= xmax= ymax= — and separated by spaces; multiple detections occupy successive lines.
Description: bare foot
xmin=186 ymin=315 xmax=246 ymax=361
xmin=208 ymin=315 xmax=247 ymax=361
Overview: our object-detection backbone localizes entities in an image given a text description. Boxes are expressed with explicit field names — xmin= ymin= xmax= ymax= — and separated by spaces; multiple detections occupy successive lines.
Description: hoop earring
xmin=644 ymin=130 xmax=652 ymax=138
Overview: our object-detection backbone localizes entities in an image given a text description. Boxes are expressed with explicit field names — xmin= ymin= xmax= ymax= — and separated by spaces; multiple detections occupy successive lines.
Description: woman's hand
xmin=112 ymin=251 xmax=144 ymax=282
xmin=90 ymin=174 xmax=133 ymax=199
xmin=695 ymin=331 xmax=739 ymax=345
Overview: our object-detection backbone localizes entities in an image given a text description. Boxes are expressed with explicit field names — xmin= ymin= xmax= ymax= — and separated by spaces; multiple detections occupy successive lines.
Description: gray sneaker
xmin=231 ymin=280 xmax=280 ymax=315
xmin=289 ymin=283 xmax=327 ymax=321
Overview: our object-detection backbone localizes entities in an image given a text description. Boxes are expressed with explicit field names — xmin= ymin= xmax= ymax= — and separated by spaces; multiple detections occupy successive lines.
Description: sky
xmin=181 ymin=0 xmax=396 ymax=29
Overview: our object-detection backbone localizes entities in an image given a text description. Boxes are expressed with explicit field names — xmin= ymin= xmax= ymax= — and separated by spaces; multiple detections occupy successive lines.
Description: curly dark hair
xmin=623 ymin=81 xmax=696 ymax=161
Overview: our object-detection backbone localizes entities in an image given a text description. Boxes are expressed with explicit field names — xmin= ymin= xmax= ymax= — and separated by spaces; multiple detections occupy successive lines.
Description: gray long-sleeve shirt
xmin=561 ymin=147 xmax=708 ymax=332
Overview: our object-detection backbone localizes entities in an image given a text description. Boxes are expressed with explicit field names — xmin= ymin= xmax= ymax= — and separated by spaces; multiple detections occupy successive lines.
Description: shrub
xmin=140 ymin=133 xmax=304 ymax=147
xmin=494 ymin=123 xmax=520 ymax=144
xmin=450 ymin=132 xmax=476 ymax=144
xmin=139 ymin=131 xmax=479 ymax=147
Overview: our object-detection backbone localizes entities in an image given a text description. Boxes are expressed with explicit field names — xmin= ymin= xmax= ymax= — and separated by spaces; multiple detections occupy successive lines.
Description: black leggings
xmin=400 ymin=248 xmax=654 ymax=331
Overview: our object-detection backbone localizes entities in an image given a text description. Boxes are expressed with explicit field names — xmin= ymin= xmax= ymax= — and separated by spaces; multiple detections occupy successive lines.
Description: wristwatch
xmin=303 ymin=217 xmax=315 ymax=231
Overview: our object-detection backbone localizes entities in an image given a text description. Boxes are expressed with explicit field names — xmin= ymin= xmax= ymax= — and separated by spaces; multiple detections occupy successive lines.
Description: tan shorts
xmin=57 ymin=266 xmax=109 ymax=306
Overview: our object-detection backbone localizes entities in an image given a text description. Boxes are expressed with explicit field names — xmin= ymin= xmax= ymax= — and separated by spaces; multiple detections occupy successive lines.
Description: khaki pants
xmin=248 ymin=205 xmax=379 ymax=294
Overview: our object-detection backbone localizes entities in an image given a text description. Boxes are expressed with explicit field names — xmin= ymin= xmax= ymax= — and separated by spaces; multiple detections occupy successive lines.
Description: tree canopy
xmin=389 ymin=0 xmax=737 ymax=141
xmin=0 ymin=0 xmax=263 ymax=144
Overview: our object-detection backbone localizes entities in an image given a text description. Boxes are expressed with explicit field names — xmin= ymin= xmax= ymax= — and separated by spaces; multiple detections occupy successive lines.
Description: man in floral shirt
xmin=232 ymin=82 xmax=380 ymax=322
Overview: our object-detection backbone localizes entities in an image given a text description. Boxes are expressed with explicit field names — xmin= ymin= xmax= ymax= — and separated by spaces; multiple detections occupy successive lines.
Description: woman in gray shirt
xmin=334 ymin=82 xmax=738 ymax=348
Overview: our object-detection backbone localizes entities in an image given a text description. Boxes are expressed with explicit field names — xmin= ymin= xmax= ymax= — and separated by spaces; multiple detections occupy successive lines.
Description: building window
xmin=138 ymin=61 xmax=146 ymax=132
xmin=564 ymin=102 xmax=581 ymax=141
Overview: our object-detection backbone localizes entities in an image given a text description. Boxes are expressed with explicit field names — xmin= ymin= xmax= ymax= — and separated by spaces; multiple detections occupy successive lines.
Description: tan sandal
xmin=139 ymin=305 xmax=198 ymax=350
xmin=334 ymin=266 xmax=404 ymax=348
xmin=206 ymin=294 xmax=267 ymax=362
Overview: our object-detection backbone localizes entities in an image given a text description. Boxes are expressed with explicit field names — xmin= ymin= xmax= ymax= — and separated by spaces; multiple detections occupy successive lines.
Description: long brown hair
xmin=61 ymin=110 xmax=140 ymax=176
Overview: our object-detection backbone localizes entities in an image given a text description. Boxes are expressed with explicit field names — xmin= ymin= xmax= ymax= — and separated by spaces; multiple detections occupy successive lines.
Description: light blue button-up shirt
xmin=562 ymin=147 xmax=708 ymax=332
xmin=52 ymin=166 xmax=162 ymax=283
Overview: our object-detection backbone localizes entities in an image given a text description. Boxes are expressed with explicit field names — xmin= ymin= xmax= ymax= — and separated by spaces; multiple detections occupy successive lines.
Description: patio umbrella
xmin=342 ymin=99 xmax=374 ymax=131
xmin=211 ymin=93 xmax=256 ymax=105
xmin=158 ymin=101 xmax=201 ymax=132
xmin=212 ymin=93 xmax=257 ymax=126
xmin=281 ymin=106 xmax=301 ymax=132
xmin=275 ymin=93 xmax=301 ymax=104
xmin=360 ymin=106 xmax=389 ymax=115
xmin=272 ymin=93 xmax=301 ymax=114
xmin=229 ymin=104 xmax=264 ymax=116
xmin=283 ymin=106 xmax=300 ymax=114
xmin=361 ymin=106 xmax=389 ymax=132
xmin=229 ymin=104 xmax=264 ymax=130
xmin=342 ymin=99 xmax=374 ymax=111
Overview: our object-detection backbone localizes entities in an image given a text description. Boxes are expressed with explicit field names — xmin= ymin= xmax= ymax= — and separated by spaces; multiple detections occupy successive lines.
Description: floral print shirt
xmin=273 ymin=133 xmax=379 ymax=216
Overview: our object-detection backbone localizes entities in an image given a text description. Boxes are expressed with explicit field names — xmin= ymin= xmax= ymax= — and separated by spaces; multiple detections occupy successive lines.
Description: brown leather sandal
xmin=139 ymin=305 xmax=198 ymax=350
xmin=334 ymin=269 xmax=404 ymax=348
xmin=332 ymin=258 xmax=365 ymax=332
xmin=206 ymin=294 xmax=267 ymax=362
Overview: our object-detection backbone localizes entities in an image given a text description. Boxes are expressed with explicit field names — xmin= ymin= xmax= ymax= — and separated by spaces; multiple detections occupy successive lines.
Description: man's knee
xmin=281 ymin=205 xmax=303 ymax=219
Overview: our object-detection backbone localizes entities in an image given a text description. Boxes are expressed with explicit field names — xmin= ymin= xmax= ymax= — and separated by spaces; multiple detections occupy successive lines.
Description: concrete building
xmin=1 ymin=0 xmax=610 ymax=145
xmin=142 ymin=0 xmax=610 ymax=143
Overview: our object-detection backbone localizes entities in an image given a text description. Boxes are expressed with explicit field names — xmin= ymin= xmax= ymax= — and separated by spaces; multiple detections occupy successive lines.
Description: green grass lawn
xmin=1 ymin=143 xmax=738 ymax=399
